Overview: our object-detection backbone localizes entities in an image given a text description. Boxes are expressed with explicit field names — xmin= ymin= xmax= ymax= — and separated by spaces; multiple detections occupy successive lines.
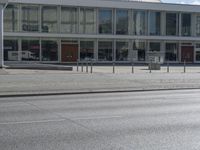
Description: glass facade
xmin=196 ymin=16 xmax=200 ymax=36
xmin=61 ymin=7 xmax=78 ymax=33
xmin=42 ymin=40 xmax=58 ymax=61
xmin=42 ymin=6 xmax=58 ymax=33
xmin=116 ymin=9 xmax=129 ymax=35
xmin=181 ymin=13 xmax=191 ymax=36
xmin=133 ymin=40 xmax=146 ymax=61
xmin=116 ymin=41 xmax=129 ymax=61
xmin=99 ymin=9 xmax=113 ymax=34
xmin=80 ymin=8 xmax=96 ymax=34
xmin=98 ymin=41 xmax=113 ymax=61
xmin=133 ymin=11 xmax=146 ymax=35
xmin=149 ymin=12 xmax=161 ymax=35
xmin=149 ymin=42 xmax=160 ymax=52
xmin=80 ymin=41 xmax=94 ymax=60
xmin=166 ymin=13 xmax=179 ymax=36
xmin=4 ymin=4 xmax=18 ymax=32
xmin=21 ymin=5 xmax=39 ymax=32
xmin=22 ymin=40 xmax=40 ymax=61
xmin=4 ymin=40 xmax=18 ymax=61
xmin=165 ymin=43 xmax=178 ymax=61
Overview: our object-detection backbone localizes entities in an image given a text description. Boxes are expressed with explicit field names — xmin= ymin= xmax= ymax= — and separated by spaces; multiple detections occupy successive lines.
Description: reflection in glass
xmin=4 ymin=40 xmax=18 ymax=61
xmin=42 ymin=40 xmax=58 ymax=61
xmin=99 ymin=9 xmax=113 ymax=34
xmin=116 ymin=41 xmax=129 ymax=61
xmin=116 ymin=9 xmax=128 ymax=35
xmin=181 ymin=13 xmax=191 ymax=36
xmin=80 ymin=41 xmax=94 ymax=60
xmin=42 ymin=6 xmax=58 ymax=33
xmin=133 ymin=11 xmax=146 ymax=35
xmin=166 ymin=13 xmax=179 ymax=36
xmin=22 ymin=6 xmax=39 ymax=32
xmin=196 ymin=16 xmax=200 ymax=36
xmin=149 ymin=42 xmax=160 ymax=52
xmin=165 ymin=43 xmax=178 ymax=61
xmin=4 ymin=4 xmax=18 ymax=32
xmin=22 ymin=40 xmax=40 ymax=61
xmin=149 ymin=12 xmax=160 ymax=35
xmin=61 ymin=7 xmax=78 ymax=33
xmin=80 ymin=8 xmax=96 ymax=34
xmin=133 ymin=40 xmax=146 ymax=61
xmin=98 ymin=41 xmax=113 ymax=61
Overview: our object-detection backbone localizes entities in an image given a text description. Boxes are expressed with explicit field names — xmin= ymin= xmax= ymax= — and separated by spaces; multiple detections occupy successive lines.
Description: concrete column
xmin=0 ymin=5 xmax=3 ymax=68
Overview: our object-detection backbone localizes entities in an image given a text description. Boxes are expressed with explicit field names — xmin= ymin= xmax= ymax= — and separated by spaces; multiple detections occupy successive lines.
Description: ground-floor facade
xmin=4 ymin=36 xmax=200 ymax=64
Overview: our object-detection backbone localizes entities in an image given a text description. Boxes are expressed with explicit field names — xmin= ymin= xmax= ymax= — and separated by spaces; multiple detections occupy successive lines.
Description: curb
xmin=0 ymin=87 xmax=199 ymax=98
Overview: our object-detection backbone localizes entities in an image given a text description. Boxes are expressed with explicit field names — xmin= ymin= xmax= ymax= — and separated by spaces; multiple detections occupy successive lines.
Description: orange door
xmin=61 ymin=44 xmax=78 ymax=62
xmin=181 ymin=46 xmax=194 ymax=62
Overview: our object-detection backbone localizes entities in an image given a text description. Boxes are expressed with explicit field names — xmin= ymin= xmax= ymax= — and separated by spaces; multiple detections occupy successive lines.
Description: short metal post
xmin=149 ymin=61 xmax=152 ymax=73
xmin=86 ymin=61 xmax=88 ymax=73
xmin=132 ymin=61 xmax=134 ymax=74
xmin=81 ymin=62 xmax=83 ymax=72
xmin=90 ymin=61 xmax=93 ymax=74
xmin=77 ymin=60 xmax=79 ymax=72
xmin=167 ymin=62 xmax=169 ymax=73
xmin=113 ymin=62 xmax=115 ymax=74
xmin=184 ymin=60 xmax=186 ymax=73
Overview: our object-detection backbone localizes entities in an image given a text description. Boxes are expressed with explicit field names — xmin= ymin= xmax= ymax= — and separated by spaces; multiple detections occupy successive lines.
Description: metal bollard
xmin=81 ymin=62 xmax=83 ymax=72
xmin=90 ymin=61 xmax=93 ymax=74
xmin=77 ymin=60 xmax=79 ymax=72
xmin=149 ymin=61 xmax=152 ymax=73
xmin=113 ymin=62 xmax=115 ymax=74
xmin=132 ymin=62 xmax=134 ymax=74
xmin=184 ymin=60 xmax=186 ymax=73
xmin=167 ymin=62 xmax=169 ymax=73
xmin=86 ymin=61 xmax=88 ymax=73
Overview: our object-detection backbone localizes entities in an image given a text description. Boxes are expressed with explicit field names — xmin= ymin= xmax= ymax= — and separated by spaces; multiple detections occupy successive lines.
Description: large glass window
xmin=99 ymin=9 xmax=113 ymax=34
xmin=22 ymin=40 xmax=40 ymax=61
xmin=133 ymin=40 xmax=146 ymax=61
xmin=149 ymin=42 xmax=160 ymax=52
xmin=98 ymin=41 xmax=113 ymax=61
xmin=42 ymin=40 xmax=58 ymax=61
xmin=149 ymin=12 xmax=161 ymax=35
xmin=196 ymin=16 xmax=200 ymax=36
xmin=61 ymin=7 xmax=78 ymax=33
xmin=165 ymin=43 xmax=178 ymax=61
xmin=42 ymin=6 xmax=58 ymax=33
xmin=116 ymin=9 xmax=128 ymax=35
xmin=4 ymin=4 xmax=18 ymax=32
xmin=181 ymin=13 xmax=191 ymax=36
xmin=116 ymin=41 xmax=129 ymax=61
xmin=80 ymin=8 xmax=96 ymax=34
xmin=133 ymin=11 xmax=146 ymax=35
xmin=195 ymin=44 xmax=200 ymax=61
xmin=4 ymin=39 xmax=18 ymax=61
xmin=166 ymin=13 xmax=179 ymax=36
xmin=80 ymin=41 xmax=94 ymax=61
xmin=21 ymin=5 xmax=39 ymax=32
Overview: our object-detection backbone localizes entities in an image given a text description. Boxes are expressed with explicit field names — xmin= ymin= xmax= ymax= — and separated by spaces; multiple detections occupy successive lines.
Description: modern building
xmin=1 ymin=0 xmax=200 ymax=64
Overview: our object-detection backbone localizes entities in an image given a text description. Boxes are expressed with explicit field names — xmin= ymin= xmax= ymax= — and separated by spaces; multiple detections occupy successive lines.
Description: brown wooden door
xmin=181 ymin=46 xmax=194 ymax=62
xmin=61 ymin=44 xmax=78 ymax=62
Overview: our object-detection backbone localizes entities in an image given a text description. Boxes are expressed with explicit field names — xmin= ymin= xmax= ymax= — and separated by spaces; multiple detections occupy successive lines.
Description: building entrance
xmin=61 ymin=44 xmax=78 ymax=62
xmin=181 ymin=46 xmax=194 ymax=62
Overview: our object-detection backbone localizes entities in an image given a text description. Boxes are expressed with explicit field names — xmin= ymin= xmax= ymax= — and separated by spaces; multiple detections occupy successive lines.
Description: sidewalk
xmin=0 ymin=67 xmax=200 ymax=97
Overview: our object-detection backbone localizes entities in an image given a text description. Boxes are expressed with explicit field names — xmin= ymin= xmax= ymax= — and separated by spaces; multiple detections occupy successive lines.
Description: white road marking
xmin=0 ymin=119 xmax=66 ymax=125
xmin=73 ymin=115 xmax=123 ymax=120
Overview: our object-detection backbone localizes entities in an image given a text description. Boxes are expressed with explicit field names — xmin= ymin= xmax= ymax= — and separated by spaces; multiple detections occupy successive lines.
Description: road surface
xmin=1 ymin=90 xmax=200 ymax=150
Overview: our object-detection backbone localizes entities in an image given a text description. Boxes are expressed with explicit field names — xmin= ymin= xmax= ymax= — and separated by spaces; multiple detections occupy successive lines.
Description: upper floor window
xmin=99 ymin=9 xmax=113 ymax=34
xmin=21 ymin=5 xmax=39 ymax=32
xmin=116 ymin=9 xmax=129 ymax=35
xmin=149 ymin=12 xmax=161 ymax=35
xmin=181 ymin=13 xmax=191 ymax=36
xmin=133 ymin=11 xmax=146 ymax=35
xmin=42 ymin=6 xmax=58 ymax=33
xmin=166 ymin=13 xmax=179 ymax=36
xmin=196 ymin=15 xmax=200 ymax=36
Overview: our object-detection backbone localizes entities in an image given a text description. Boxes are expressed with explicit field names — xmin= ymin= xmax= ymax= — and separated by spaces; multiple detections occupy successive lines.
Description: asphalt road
xmin=1 ymin=90 xmax=200 ymax=150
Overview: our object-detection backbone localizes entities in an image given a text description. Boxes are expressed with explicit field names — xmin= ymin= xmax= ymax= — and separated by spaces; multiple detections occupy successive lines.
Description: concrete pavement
xmin=1 ymin=89 xmax=200 ymax=150
xmin=1 ymin=67 xmax=200 ymax=96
